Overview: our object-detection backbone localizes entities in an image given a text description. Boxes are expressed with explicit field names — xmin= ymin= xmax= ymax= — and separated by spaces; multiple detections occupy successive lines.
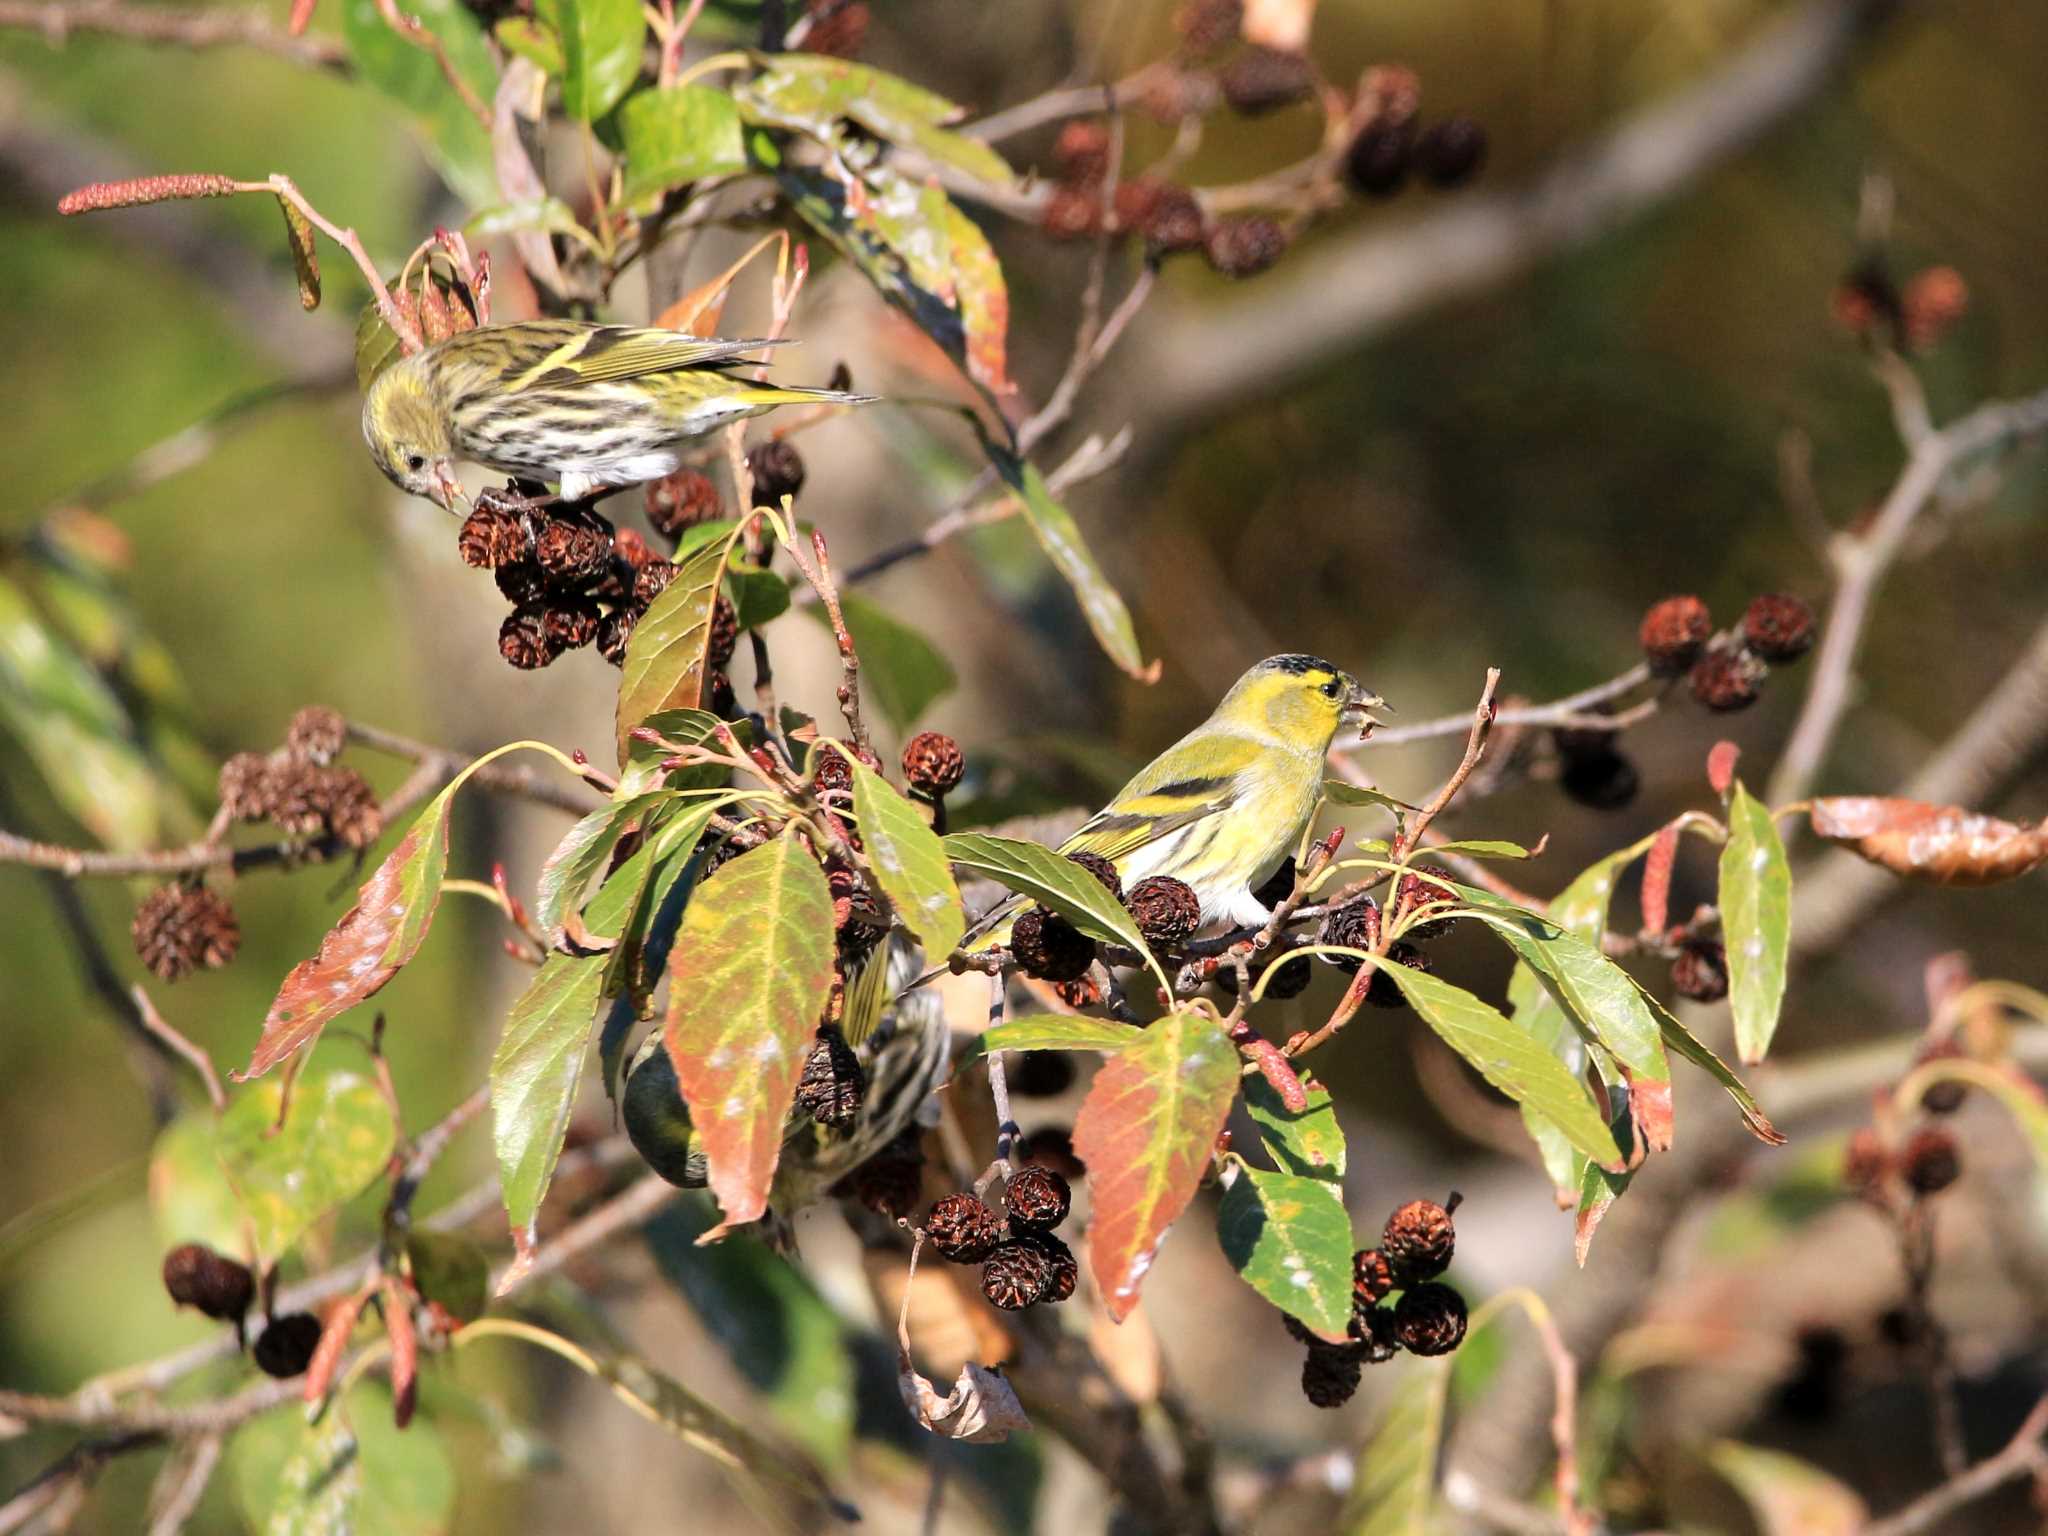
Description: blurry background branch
xmin=0 ymin=0 xmax=348 ymax=72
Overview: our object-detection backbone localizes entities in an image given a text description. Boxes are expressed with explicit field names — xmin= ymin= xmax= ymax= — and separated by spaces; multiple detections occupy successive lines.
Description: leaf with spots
xmin=1073 ymin=1006 xmax=1239 ymax=1322
xmin=216 ymin=1064 xmax=396 ymax=1263
xmin=1217 ymin=1162 xmax=1353 ymax=1339
xmin=848 ymin=754 xmax=964 ymax=961
xmin=1721 ymin=781 xmax=1792 ymax=1063
xmin=491 ymin=951 xmax=608 ymax=1238
xmin=1243 ymin=1070 xmax=1345 ymax=1184
xmin=616 ymin=532 xmax=735 ymax=765
xmin=663 ymin=833 xmax=837 ymax=1236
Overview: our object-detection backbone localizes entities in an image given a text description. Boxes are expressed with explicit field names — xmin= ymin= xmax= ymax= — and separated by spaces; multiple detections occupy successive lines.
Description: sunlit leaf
xmin=340 ymin=0 xmax=498 ymax=205
xmin=615 ymin=706 xmax=727 ymax=796
xmin=1810 ymin=794 xmax=2048 ymax=886
xmin=849 ymin=756 xmax=963 ymax=960
xmin=811 ymin=593 xmax=957 ymax=733
xmin=985 ymin=441 xmax=1154 ymax=682
xmin=1709 ymin=1441 xmax=1867 ymax=1536
xmin=1412 ymin=838 xmax=1532 ymax=860
xmin=616 ymin=533 xmax=733 ymax=764
xmin=943 ymin=832 xmax=1150 ymax=955
xmin=1073 ymin=1007 xmax=1239 ymax=1321
xmin=492 ymin=15 xmax=562 ymax=73
xmin=1216 ymin=1163 xmax=1353 ymax=1338
xmin=738 ymin=53 xmax=1015 ymax=186
xmin=230 ymin=1384 xmax=454 ymax=1536
xmin=1322 ymin=780 xmax=1413 ymax=813
xmin=941 ymin=200 xmax=1013 ymax=395
xmin=534 ymin=789 xmax=675 ymax=944
xmin=976 ymin=1015 xmax=1142 ymax=1054
xmin=217 ymin=1065 xmax=396 ymax=1262
xmin=1379 ymin=959 xmax=1624 ymax=1172
xmin=617 ymin=84 xmax=747 ymax=206
xmin=1721 ymin=781 xmax=1791 ymax=1063
xmin=543 ymin=0 xmax=644 ymax=120
xmin=492 ymin=952 xmax=608 ymax=1236
xmin=1243 ymin=1071 xmax=1345 ymax=1184
xmin=1649 ymin=987 xmax=1784 ymax=1145
xmin=663 ymin=833 xmax=836 ymax=1233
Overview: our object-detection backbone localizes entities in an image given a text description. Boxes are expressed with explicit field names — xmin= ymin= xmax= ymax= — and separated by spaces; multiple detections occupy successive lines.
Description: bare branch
xmin=0 ymin=0 xmax=349 ymax=71
xmin=1863 ymin=1393 xmax=2048 ymax=1536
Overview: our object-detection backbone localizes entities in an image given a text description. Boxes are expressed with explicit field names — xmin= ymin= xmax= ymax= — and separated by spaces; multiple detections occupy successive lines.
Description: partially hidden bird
xmin=360 ymin=319 xmax=876 ymax=508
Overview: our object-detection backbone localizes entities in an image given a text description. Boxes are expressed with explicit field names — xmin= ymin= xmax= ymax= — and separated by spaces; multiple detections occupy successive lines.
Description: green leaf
xmin=1574 ymin=1109 xmax=1636 ymax=1263
xmin=543 ymin=0 xmax=644 ymax=120
xmin=231 ymin=1384 xmax=455 ymax=1536
xmin=1216 ymin=1164 xmax=1354 ymax=1338
xmin=493 ymin=14 xmax=562 ymax=73
xmin=534 ymin=789 xmax=675 ymax=944
xmin=617 ymin=84 xmax=747 ymax=205
xmin=217 ymin=1065 xmax=397 ymax=1263
xmin=1379 ymin=959 xmax=1625 ymax=1172
xmin=1243 ymin=1071 xmax=1346 ymax=1184
xmin=491 ymin=952 xmax=608 ymax=1235
xmin=848 ymin=757 xmax=963 ymax=960
xmin=1652 ymin=991 xmax=1783 ymax=1146
xmin=147 ymin=1112 xmax=245 ymax=1257
xmin=985 ymin=442 xmax=1153 ymax=682
xmin=738 ymin=54 xmax=1015 ymax=186
xmin=1721 ymin=781 xmax=1792 ymax=1064
xmin=1072 ymin=1007 xmax=1240 ymax=1321
xmin=724 ymin=566 xmax=790 ymax=631
xmin=466 ymin=196 xmax=597 ymax=250
xmin=616 ymin=533 xmax=733 ymax=765
xmin=943 ymin=831 xmax=1150 ymax=954
xmin=340 ymin=0 xmax=498 ymax=205
xmin=1709 ymin=1442 xmax=1867 ymax=1536
xmin=1322 ymin=780 xmax=1414 ymax=813
xmin=616 ymin=706 xmax=727 ymax=796
xmin=812 ymin=593 xmax=957 ymax=733
xmin=405 ymin=1231 xmax=489 ymax=1324
xmin=1341 ymin=1357 xmax=1454 ymax=1536
xmin=663 ymin=832 xmax=836 ymax=1233
xmin=975 ymin=1015 xmax=1142 ymax=1054
xmin=595 ymin=802 xmax=718 ymax=1014
xmin=1413 ymin=838 xmax=1532 ymax=860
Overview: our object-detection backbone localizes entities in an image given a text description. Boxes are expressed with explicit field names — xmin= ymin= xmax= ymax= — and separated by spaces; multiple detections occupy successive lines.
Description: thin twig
xmin=131 ymin=986 xmax=225 ymax=1111
xmin=1863 ymin=1393 xmax=2048 ymax=1536
xmin=1392 ymin=669 xmax=1502 ymax=860
xmin=0 ymin=0 xmax=348 ymax=69
xmin=1355 ymin=664 xmax=1649 ymax=751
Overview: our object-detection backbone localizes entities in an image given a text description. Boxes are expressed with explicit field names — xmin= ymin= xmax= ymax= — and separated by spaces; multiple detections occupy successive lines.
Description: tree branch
xmin=1863 ymin=1393 xmax=2048 ymax=1536
xmin=0 ymin=0 xmax=348 ymax=71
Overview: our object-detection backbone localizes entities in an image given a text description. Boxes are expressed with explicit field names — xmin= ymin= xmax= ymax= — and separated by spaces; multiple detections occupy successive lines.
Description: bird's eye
xmin=405 ymin=453 xmax=426 ymax=473
xmin=1321 ymin=679 xmax=1341 ymax=699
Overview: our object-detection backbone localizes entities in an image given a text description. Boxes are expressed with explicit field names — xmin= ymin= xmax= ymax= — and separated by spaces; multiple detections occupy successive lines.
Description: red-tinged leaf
xmin=654 ymin=232 xmax=783 ymax=336
xmin=942 ymin=200 xmax=1012 ymax=395
xmin=663 ymin=833 xmax=836 ymax=1235
xmin=1707 ymin=739 xmax=1740 ymax=796
xmin=1073 ymin=1007 xmax=1240 ymax=1322
xmin=237 ymin=818 xmax=447 ymax=1078
xmin=1641 ymin=822 xmax=1680 ymax=935
xmin=1626 ymin=1070 xmax=1674 ymax=1155
xmin=1810 ymin=796 xmax=2048 ymax=886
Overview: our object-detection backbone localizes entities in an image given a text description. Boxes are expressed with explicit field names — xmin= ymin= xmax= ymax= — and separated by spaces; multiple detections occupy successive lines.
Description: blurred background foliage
xmin=2 ymin=0 xmax=2046 ymax=1530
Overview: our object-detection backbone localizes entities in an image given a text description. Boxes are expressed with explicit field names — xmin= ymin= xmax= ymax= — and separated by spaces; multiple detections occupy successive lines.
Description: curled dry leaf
xmin=1810 ymin=797 xmax=2048 ymax=887
xmin=893 ymin=1242 xmax=1030 ymax=1442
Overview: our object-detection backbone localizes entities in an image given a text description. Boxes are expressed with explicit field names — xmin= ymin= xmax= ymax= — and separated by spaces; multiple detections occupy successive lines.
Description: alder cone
xmin=1010 ymin=908 xmax=1096 ymax=983
xmin=926 ymin=1193 xmax=1003 ymax=1263
xmin=1004 ymin=1165 xmax=1072 ymax=1231
xmin=1393 ymin=1283 xmax=1468 ymax=1356
xmin=1381 ymin=1200 xmax=1455 ymax=1282
xmin=1301 ymin=1343 xmax=1363 ymax=1408
xmin=1639 ymin=594 xmax=1712 ymax=675
xmin=1810 ymin=797 xmax=2048 ymax=887
xmin=252 ymin=1313 xmax=324 ymax=1378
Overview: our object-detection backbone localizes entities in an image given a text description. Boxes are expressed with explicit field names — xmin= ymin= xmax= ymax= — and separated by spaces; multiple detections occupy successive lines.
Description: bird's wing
xmin=1058 ymin=732 xmax=1262 ymax=865
xmin=506 ymin=327 xmax=796 ymax=390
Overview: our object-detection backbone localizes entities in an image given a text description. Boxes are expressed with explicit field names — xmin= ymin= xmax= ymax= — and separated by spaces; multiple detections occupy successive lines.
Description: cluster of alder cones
xmin=1289 ymin=1195 xmax=1469 ymax=1408
xmin=160 ymin=1241 xmax=324 ymax=1377
xmin=921 ymin=1166 xmax=1079 ymax=1311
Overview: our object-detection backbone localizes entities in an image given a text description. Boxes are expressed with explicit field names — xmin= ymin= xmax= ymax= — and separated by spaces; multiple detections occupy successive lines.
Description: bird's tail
xmin=734 ymin=383 xmax=881 ymax=409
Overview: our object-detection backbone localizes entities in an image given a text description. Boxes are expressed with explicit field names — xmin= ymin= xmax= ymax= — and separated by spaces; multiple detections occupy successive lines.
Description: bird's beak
xmin=1344 ymin=683 xmax=1392 ymax=738
xmin=432 ymin=463 xmax=466 ymax=513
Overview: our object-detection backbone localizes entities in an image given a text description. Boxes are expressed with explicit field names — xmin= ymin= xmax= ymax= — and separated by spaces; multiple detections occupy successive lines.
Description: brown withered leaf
xmin=275 ymin=195 xmax=320 ymax=310
xmin=1810 ymin=796 xmax=2048 ymax=886
xmin=893 ymin=1242 xmax=1029 ymax=1442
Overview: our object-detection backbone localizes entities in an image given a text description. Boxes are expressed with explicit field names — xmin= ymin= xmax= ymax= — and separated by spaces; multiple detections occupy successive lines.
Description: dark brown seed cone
xmin=1742 ymin=593 xmax=1817 ymax=664
xmin=1382 ymin=1200 xmax=1456 ymax=1282
xmin=837 ymin=1130 xmax=925 ymax=1220
xmin=1004 ymin=1165 xmax=1072 ymax=1231
xmin=1351 ymin=1303 xmax=1402 ymax=1364
xmin=1252 ymin=858 xmax=1296 ymax=912
xmin=703 ymin=594 xmax=740 ymax=670
xmin=1417 ymin=116 xmax=1488 ymax=187
xmin=456 ymin=500 xmax=530 ymax=569
xmin=284 ymin=705 xmax=347 ymax=765
xmin=1639 ymin=595 xmax=1713 ymax=676
xmin=132 ymin=883 xmax=240 ymax=981
xmin=1913 ymin=1039 xmax=1969 ymax=1115
xmin=1301 ymin=1343 xmax=1364 ymax=1408
xmin=1017 ymin=1126 xmax=1087 ymax=1180
xmin=1024 ymin=1232 xmax=1078 ymax=1302
xmin=251 ymin=1312 xmax=324 ymax=1378
xmin=1365 ymin=942 xmax=1429 ymax=1008
xmin=1345 ymin=116 xmax=1417 ymax=197
xmin=706 ymin=670 xmax=737 ymax=718
xmin=1671 ymin=941 xmax=1730 ymax=1003
xmin=613 ymin=526 xmax=657 ymax=572
xmin=534 ymin=513 xmax=615 ymax=590
xmin=1393 ymin=870 xmax=1460 ymax=940
xmin=925 ymin=1192 xmax=1004 ymax=1263
xmin=1393 ymin=1283 xmax=1468 ymax=1356
xmin=1317 ymin=895 xmax=1380 ymax=973
xmin=980 ymin=1240 xmax=1054 ymax=1310
xmin=1204 ymin=215 xmax=1287 ymax=278
xmin=645 ymin=468 xmax=723 ymax=542
xmin=1052 ymin=974 xmax=1104 ymax=1011
xmin=217 ymin=752 xmax=276 ymax=821
xmin=1220 ymin=45 xmax=1313 ymax=115
xmin=802 ymin=0 xmax=868 ymax=58
xmin=793 ymin=1026 xmax=865 ymax=1128
xmin=1252 ymin=944 xmax=1314 ymax=999
xmin=1902 ymin=1127 xmax=1960 ymax=1196
xmin=1689 ymin=650 xmax=1767 ymax=712
xmin=542 ymin=600 xmax=603 ymax=652
xmin=321 ymin=767 xmax=384 ymax=850
xmin=1112 ymin=178 xmax=1164 ymax=230
xmin=1174 ymin=0 xmax=1240 ymax=52
xmin=1126 ymin=875 xmax=1201 ymax=951
xmin=1558 ymin=749 xmax=1640 ymax=810
xmin=1008 ymin=1050 xmax=1077 ymax=1099
xmin=1010 ymin=907 xmax=1096 ymax=984
xmin=161 ymin=1243 xmax=254 ymax=1320
xmin=1053 ymin=119 xmax=1111 ymax=183
xmin=597 ymin=608 xmax=636 ymax=668
xmin=1352 ymin=1246 xmax=1395 ymax=1307
xmin=494 ymin=559 xmax=549 ymax=606
xmin=633 ymin=559 xmax=679 ymax=609
xmin=1042 ymin=182 xmax=1104 ymax=240
xmin=902 ymin=731 xmax=966 ymax=797
xmin=1843 ymin=1127 xmax=1890 ymax=1194
xmin=812 ymin=744 xmax=854 ymax=798
xmin=1065 ymin=851 xmax=1124 ymax=904
xmin=499 ymin=605 xmax=560 ymax=669
xmin=747 ymin=439 xmax=806 ymax=507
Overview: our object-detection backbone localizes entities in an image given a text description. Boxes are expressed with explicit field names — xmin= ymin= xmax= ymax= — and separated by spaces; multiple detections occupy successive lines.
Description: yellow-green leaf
xmin=1243 ymin=1071 xmax=1346 ymax=1184
xmin=943 ymin=831 xmax=1150 ymax=955
xmin=1721 ymin=781 xmax=1792 ymax=1063
xmin=617 ymin=84 xmax=746 ymax=205
xmin=977 ymin=1015 xmax=1142 ymax=1054
xmin=534 ymin=789 xmax=675 ymax=944
xmin=1217 ymin=1163 xmax=1353 ymax=1338
xmin=216 ymin=1065 xmax=396 ymax=1262
xmin=491 ymin=951 xmax=608 ymax=1235
xmin=543 ymin=0 xmax=644 ymax=121
xmin=1341 ymin=1356 xmax=1454 ymax=1536
xmin=230 ymin=1384 xmax=454 ymax=1536
xmin=616 ymin=533 xmax=732 ymax=764
xmin=849 ymin=756 xmax=963 ymax=961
